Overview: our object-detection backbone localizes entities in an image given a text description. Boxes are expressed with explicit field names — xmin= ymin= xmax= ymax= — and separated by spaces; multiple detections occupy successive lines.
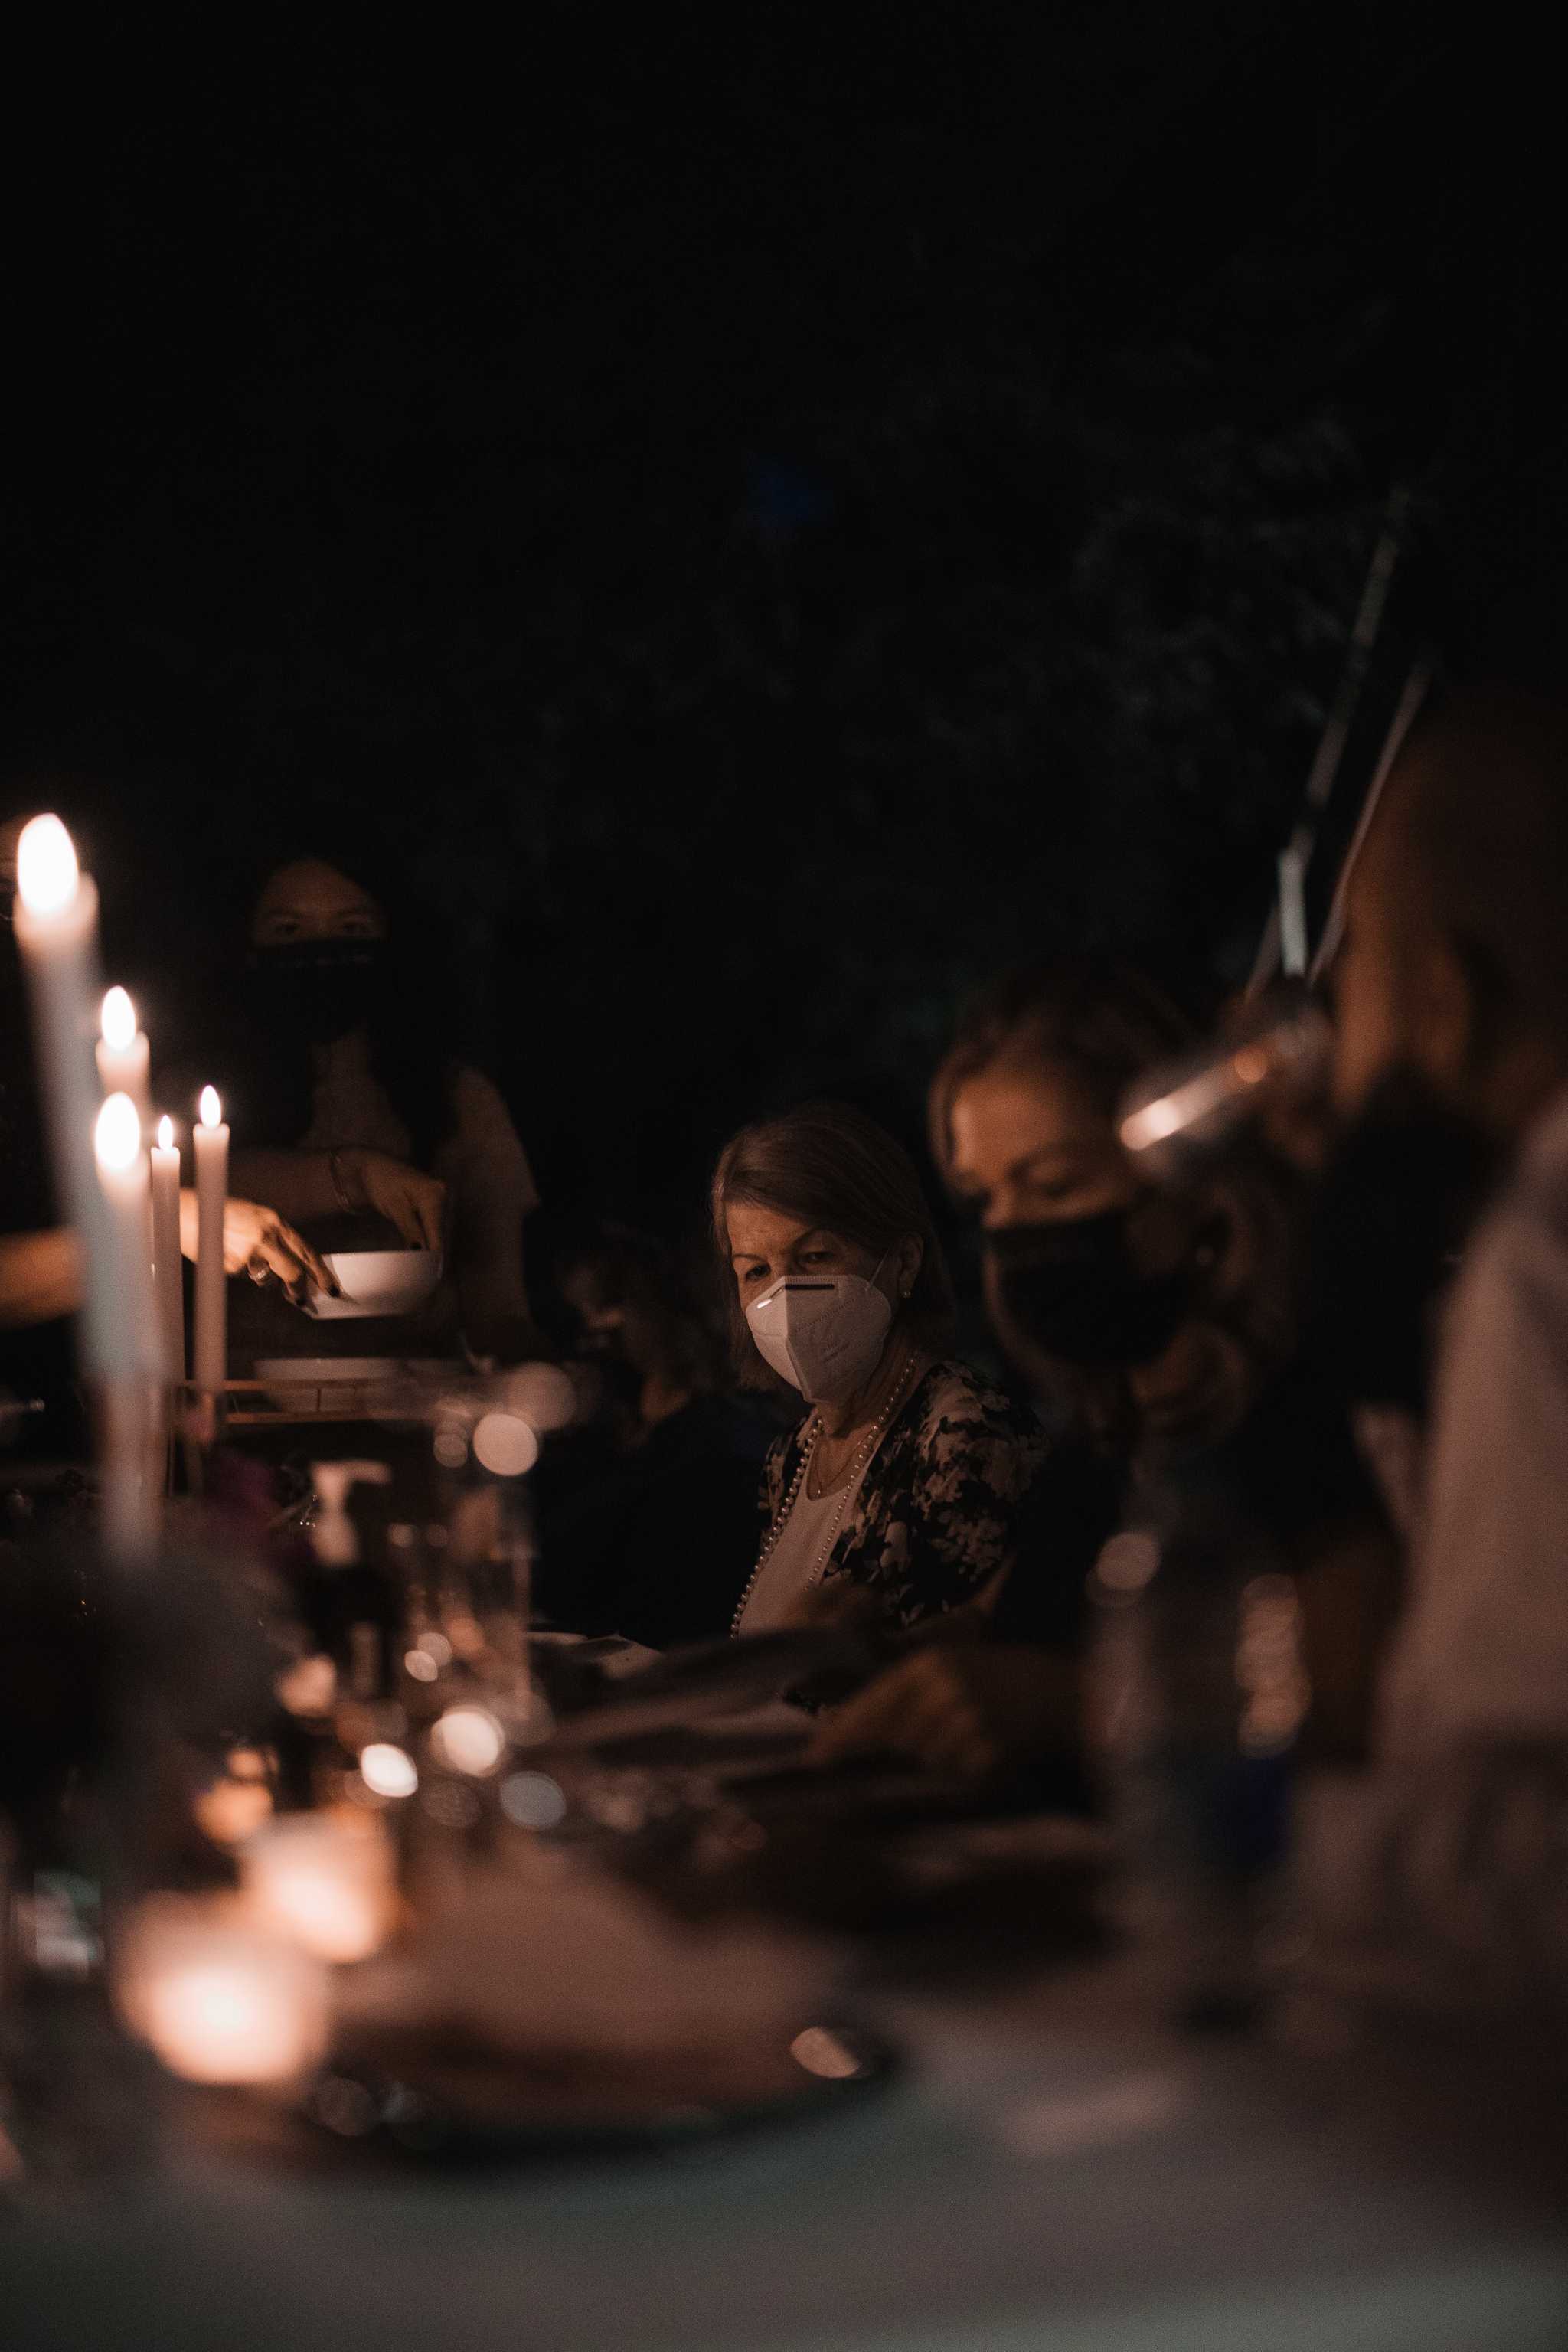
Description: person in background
xmin=1325 ymin=676 xmax=1568 ymax=1769
xmin=714 ymin=1099 xmax=1070 ymax=1644
xmin=811 ymin=959 xmax=1393 ymax=1783
xmin=529 ymin=1222 xmax=779 ymax=1648
xmin=220 ymin=844 xmax=539 ymax=1362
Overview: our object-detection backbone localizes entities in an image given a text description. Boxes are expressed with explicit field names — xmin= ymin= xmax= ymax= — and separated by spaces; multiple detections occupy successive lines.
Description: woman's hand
xmin=0 ymin=1227 xmax=83 ymax=1328
xmin=806 ymin=1645 xmax=1078 ymax=1782
xmin=338 ymin=1148 xmax=446 ymax=1252
xmin=178 ymin=1193 xmax=336 ymax=1304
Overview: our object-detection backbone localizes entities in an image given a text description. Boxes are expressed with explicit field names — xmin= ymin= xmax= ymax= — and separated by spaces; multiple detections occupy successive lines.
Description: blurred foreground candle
xmin=11 ymin=815 xmax=124 ymax=1378
xmin=150 ymin=1116 xmax=185 ymax=1381
xmin=192 ymin=1086 xmax=228 ymax=1397
xmin=240 ymin=1810 xmax=396 ymax=1965
xmin=194 ymin=1754 xmax=274 ymax=1848
xmin=96 ymin=985 xmax=151 ymax=1123
xmin=115 ymin=1894 xmax=329 ymax=2087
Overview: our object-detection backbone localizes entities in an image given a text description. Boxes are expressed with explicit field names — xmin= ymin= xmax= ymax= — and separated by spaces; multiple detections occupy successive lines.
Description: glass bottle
xmin=1089 ymin=1495 xmax=1310 ymax=2030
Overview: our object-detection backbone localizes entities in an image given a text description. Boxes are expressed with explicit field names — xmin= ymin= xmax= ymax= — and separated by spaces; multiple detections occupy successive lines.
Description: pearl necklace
xmin=730 ymin=1347 xmax=922 ymax=1636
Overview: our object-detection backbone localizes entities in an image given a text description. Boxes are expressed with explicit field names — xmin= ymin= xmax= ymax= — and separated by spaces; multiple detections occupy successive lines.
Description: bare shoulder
xmin=449 ymin=1064 xmax=521 ymax=1138
xmin=439 ymin=1065 xmax=539 ymax=1197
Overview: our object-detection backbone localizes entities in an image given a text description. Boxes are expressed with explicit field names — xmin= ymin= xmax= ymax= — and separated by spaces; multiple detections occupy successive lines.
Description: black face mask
xmin=1302 ymin=1063 xmax=1503 ymax=1412
xmin=248 ymin=939 xmax=384 ymax=1046
xmin=985 ymin=1207 xmax=1197 ymax=1368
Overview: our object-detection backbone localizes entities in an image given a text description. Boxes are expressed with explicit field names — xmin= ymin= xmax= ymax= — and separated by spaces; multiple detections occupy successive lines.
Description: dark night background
xmin=4 ymin=7 xmax=1564 ymax=1285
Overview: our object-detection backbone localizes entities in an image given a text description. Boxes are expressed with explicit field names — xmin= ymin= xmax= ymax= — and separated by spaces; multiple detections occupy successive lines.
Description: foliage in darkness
xmin=5 ymin=8 xmax=1553 ymax=1236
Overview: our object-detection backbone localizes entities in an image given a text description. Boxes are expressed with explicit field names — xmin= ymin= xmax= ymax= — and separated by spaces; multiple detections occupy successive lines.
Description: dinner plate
xmin=299 ymin=2016 xmax=898 ymax=2163
xmin=537 ymin=1627 xmax=880 ymax=1749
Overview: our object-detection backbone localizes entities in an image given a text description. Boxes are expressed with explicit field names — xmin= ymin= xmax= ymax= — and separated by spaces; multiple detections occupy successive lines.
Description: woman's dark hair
xmin=230 ymin=835 xmax=460 ymax=1166
xmin=710 ymin=1099 xmax=958 ymax=1388
xmin=555 ymin=1220 xmax=727 ymax=1397
xmin=928 ymin=955 xmax=1199 ymax=1187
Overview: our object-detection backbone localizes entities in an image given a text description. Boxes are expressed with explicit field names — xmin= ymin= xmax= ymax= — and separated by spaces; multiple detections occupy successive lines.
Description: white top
xmin=1379 ymin=1083 xmax=1568 ymax=1760
xmin=736 ymin=1452 xmax=877 ymax=1635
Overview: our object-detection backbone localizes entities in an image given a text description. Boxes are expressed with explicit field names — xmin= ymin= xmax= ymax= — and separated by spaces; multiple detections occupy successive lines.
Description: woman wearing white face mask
xmin=714 ymin=1100 xmax=1054 ymax=1638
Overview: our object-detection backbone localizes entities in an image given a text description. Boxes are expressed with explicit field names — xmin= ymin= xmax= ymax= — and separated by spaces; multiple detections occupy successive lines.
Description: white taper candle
xmin=12 ymin=815 xmax=129 ymax=1380
xmin=94 ymin=1093 xmax=159 ymax=1558
xmin=193 ymin=1086 xmax=229 ymax=1395
xmin=150 ymin=1115 xmax=185 ymax=1382
xmin=96 ymin=986 xmax=152 ymax=1125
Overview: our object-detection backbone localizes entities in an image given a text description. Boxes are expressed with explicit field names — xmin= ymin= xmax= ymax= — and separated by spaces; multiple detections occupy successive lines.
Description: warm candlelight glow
xmin=472 ymin=1410 xmax=540 ymax=1478
xmin=158 ymin=1114 xmax=175 ymax=1151
xmin=198 ymin=1085 xmax=222 ymax=1129
xmin=15 ymin=813 xmax=79 ymax=916
xmin=359 ymin=1742 xmax=419 ymax=1799
xmin=1119 ymin=1096 xmax=1185 ymax=1151
xmin=790 ymin=2027 xmax=865 ymax=2079
xmin=101 ymin=985 xmax=137 ymax=1050
xmin=115 ymin=1895 xmax=329 ymax=2086
xmin=503 ymin=1362 xmax=579 ymax=1431
xmin=242 ymin=1815 xmax=399 ymax=1966
xmin=240 ymin=1811 xmax=396 ymax=1965
xmin=195 ymin=1774 xmax=275 ymax=1847
xmin=431 ymin=1705 xmax=507 ymax=1777
xmin=94 ymin=1092 xmax=142 ymax=1174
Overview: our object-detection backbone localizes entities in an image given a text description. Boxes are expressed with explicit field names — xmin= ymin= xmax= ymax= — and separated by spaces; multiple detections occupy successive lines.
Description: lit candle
xmin=11 ymin=815 xmax=121 ymax=1379
xmin=93 ymin=1090 xmax=158 ymax=1351
xmin=195 ymin=1771 xmax=274 ymax=1849
xmin=150 ymin=1116 xmax=185 ymax=1382
xmin=192 ymin=1085 xmax=228 ymax=1397
xmin=240 ymin=1810 xmax=396 ymax=1965
xmin=94 ymin=1093 xmax=159 ymax=1559
xmin=115 ymin=1893 xmax=329 ymax=2087
xmin=96 ymin=985 xmax=151 ymax=1124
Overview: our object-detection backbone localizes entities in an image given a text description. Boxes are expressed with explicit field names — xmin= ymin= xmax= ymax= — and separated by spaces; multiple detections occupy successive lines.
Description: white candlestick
xmin=193 ymin=1085 xmax=229 ymax=1396
xmin=11 ymin=815 xmax=125 ymax=1380
xmin=150 ymin=1116 xmax=185 ymax=1383
xmin=94 ymin=1093 xmax=160 ymax=1559
xmin=96 ymin=985 xmax=152 ymax=1124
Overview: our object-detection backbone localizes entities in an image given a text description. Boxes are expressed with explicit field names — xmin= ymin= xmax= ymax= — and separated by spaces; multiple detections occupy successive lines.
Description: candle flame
xmin=199 ymin=1085 xmax=222 ymax=1129
xmin=158 ymin=1114 xmax=175 ymax=1151
xmin=15 ymin=815 xmax=80 ymax=916
xmin=95 ymin=1092 xmax=142 ymax=1173
xmin=101 ymin=985 xmax=137 ymax=1050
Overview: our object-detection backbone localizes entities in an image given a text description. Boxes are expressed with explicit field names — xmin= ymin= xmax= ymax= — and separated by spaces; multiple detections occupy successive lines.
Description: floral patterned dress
xmin=756 ymin=1357 xmax=1054 ymax=1634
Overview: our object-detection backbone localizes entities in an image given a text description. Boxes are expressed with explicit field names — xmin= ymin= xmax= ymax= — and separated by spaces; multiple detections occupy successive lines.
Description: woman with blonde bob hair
xmin=713 ymin=1099 xmax=1052 ymax=1638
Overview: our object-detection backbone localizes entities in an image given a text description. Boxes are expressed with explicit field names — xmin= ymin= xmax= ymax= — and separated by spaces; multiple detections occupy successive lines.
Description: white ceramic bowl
xmin=310 ymin=1250 xmax=443 ymax=1320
